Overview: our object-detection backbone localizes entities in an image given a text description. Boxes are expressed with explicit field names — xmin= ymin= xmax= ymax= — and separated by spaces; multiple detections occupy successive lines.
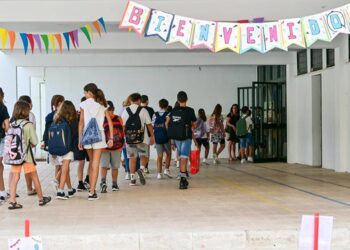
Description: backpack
xmin=194 ymin=119 xmax=205 ymax=139
xmin=48 ymin=120 xmax=72 ymax=156
xmin=236 ymin=116 xmax=248 ymax=138
xmin=153 ymin=112 xmax=169 ymax=144
xmin=125 ymin=107 xmax=144 ymax=145
xmin=167 ymin=108 xmax=189 ymax=140
xmin=81 ymin=109 xmax=103 ymax=146
xmin=104 ymin=115 xmax=124 ymax=150
xmin=3 ymin=120 xmax=32 ymax=165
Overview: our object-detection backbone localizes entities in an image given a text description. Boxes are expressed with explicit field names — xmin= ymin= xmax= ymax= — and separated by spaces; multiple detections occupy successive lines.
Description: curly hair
xmin=54 ymin=100 xmax=77 ymax=123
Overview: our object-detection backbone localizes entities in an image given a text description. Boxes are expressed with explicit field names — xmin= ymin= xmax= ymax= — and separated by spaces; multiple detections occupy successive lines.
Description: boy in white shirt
xmin=240 ymin=106 xmax=254 ymax=163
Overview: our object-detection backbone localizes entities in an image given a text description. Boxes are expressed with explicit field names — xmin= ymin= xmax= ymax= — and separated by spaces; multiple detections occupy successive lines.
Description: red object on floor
xmin=190 ymin=150 xmax=200 ymax=175
xmin=313 ymin=212 xmax=320 ymax=250
xmin=25 ymin=219 xmax=30 ymax=237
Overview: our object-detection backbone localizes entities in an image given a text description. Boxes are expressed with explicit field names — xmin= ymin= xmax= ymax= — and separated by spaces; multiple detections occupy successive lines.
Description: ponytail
xmin=96 ymin=89 xmax=107 ymax=107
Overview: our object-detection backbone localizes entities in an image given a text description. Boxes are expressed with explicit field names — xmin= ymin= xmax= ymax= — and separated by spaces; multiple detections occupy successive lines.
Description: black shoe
xmin=39 ymin=196 xmax=52 ymax=206
xmin=100 ymin=182 xmax=107 ymax=193
xmin=77 ymin=182 xmax=87 ymax=192
xmin=112 ymin=184 xmax=119 ymax=191
xmin=0 ymin=196 xmax=5 ymax=201
xmin=68 ymin=188 xmax=76 ymax=197
xmin=88 ymin=192 xmax=99 ymax=201
xmin=179 ymin=177 xmax=189 ymax=190
xmin=56 ymin=192 xmax=68 ymax=200
xmin=129 ymin=179 xmax=137 ymax=186
xmin=84 ymin=175 xmax=90 ymax=184
xmin=137 ymin=169 xmax=146 ymax=185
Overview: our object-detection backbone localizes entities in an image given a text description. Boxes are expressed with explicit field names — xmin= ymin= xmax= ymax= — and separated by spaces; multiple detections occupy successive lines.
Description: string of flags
xmin=119 ymin=1 xmax=350 ymax=53
xmin=0 ymin=17 xmax=106 ymax=54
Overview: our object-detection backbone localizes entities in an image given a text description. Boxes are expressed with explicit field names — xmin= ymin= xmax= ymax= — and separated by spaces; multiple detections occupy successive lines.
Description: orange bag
xmin=190 ymin=149 xmax=200 ymax=175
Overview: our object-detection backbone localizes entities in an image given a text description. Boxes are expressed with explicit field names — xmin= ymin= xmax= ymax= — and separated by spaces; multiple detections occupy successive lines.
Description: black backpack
xmin=167 ymin=108 xmax=189 ymax=140
xmin=125 ymin=107 xmax=144 ymax=144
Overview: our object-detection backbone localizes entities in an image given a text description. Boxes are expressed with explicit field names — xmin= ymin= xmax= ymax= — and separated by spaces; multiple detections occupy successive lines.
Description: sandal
xmin=8 ymin=202 xmax=23 ymax=210
xmin=39 ymin=196 xmax=52 ymax=206
xmin=27 ymin=189 xmax=37 ymax=196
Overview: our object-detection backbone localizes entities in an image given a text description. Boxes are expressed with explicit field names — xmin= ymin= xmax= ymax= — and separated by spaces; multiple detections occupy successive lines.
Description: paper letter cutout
xmin=280 ymin=18 xmax=306 ymax=48
xmin=302 ymin=14 xmax=330 ymax=46
xmin=191 ymin=19 xmax=216 ymax=51
xmin=215 ymin=22 xmax=240 ymax=53
xmin=262 ymin=22 xmax=286 ymax=52
xmin=119 ymin=1 xmax=151 ymax=35
xmin=240 ymin=23 xmax=264 ymax=53
xmin=145 ymin=9 xmax=174 ymax=41
xmin=168 ymin=15 xmax=194 ymax=48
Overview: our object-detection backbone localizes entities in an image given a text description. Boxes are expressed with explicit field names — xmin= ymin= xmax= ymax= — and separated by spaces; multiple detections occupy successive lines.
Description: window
xmin=326 ymin=49 xmax=335 ymax=68
xmin=297 ymin=50 xmax=308 ymax=75
xmin=311 ymin=49 xmax=323 ymax=72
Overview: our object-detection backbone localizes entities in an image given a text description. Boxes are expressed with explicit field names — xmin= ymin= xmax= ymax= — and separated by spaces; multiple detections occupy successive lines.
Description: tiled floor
xmin=1 ymin=160 xmax=350 ymax=249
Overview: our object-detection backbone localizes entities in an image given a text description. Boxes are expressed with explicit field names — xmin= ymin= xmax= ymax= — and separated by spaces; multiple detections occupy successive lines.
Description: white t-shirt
xmin=243 ymin=115 xmax=254 ymax=133
xmin=122 ymin=104 xmax=152 ymax=144
xmin=79 ymin=98 xmax=107 ymax=131
xmin=29 ymin=112 xmax=36 ymax=130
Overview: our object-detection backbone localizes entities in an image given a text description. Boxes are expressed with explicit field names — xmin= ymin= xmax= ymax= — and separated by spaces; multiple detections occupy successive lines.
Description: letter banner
xmin=215 ymin=22 xmax=240 ymax=53
xmin=191 ymin=19 xmax=216 ymax=51
xmin=324 ymin=5 xmax=350 ymax=41
xmin=119 ymin=1 xmax=151 ymax=35
xmin=280 ymin=18 xmax=305 ymax=48
xmin=302 ymin=14 xmax=330 ymax=47
xmin=167 ymin=15 xmax=194 ymax=48
xmin=145 ymin=9 xmax=174 ymax=42
xmin=240 ymin=23 xmax=264 ymax=53
xmin=262 ymin=22 xmax=287 ymax=52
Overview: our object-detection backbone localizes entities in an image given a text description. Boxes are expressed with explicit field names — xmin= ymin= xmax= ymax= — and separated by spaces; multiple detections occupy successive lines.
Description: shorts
xmin=126 ymin=143 xmax=149 ymax=159
xmin=0 ymin=138 xmax=4 ymax=157
xmin=211 ymin=134 xmax=225 ymax=145
xmin=155 ymin=142 xmax=171 ymax=155
xmin=174 ymin=139 xmax=192 ymax=159
xmin=49 ymin=152 xmax=74 ymax=166
xmin=240 ymin=133 xmax=253 ymax=148
xmin=100 ymin=151 xmax=121 ymax=169
xmin=74 ymin=148 xmax=89 ymax=161
xmin=196 ymin=138 xmax=209 ymax=147
xmin=11 ymin=162 xmax=36 ymax=174
xmin=84 ymin=131 xmax=107 ymax=150
xmin=212 ymin=138 xmax=225 ymax=145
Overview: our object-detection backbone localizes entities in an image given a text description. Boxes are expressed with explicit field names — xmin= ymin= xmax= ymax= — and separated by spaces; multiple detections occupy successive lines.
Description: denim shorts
xmin=240 ymin=133 xmax=253 ymax=148
xmin=174 ymin=139 xmax=192 ymax=159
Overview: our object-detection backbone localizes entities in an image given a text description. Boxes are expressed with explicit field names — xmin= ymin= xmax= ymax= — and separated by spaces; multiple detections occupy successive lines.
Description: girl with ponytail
xmin=78 ymin=83 xmax=113 ymax=201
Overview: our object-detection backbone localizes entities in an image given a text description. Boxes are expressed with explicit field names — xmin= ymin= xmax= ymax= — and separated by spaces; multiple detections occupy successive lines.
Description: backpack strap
xmin=135 ymin=106 xmax=142 ymax=116
xmin=155 ymin=112 xmax=160 ymax=119
xmin=126 ymin=107 xmax=133 ymax=116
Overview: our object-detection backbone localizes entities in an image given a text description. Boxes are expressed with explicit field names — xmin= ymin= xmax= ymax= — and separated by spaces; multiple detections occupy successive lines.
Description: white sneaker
xmin=247 ymin=157 xmax=254 ymax=162
xmin=157 ymin=173 xmax=163 ymax=180
xmin=125 ymin=172 xmax=131 ymax=180
xmin=164 ymin=169 xmax=173 ymax=178
xmin=176 ymin=161 xmax=180 ymax=168
xmin=202 ymin=159 xmax=209 ymax=165
xmin=241 ymin=159 xmax=247 ymax=164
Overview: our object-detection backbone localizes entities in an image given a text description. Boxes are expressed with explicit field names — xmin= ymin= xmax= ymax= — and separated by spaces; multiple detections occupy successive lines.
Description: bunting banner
xmin=0 ymin=17 xmax=106 ymax=54
xmin=120 ymin=1 xmax=350 ymax=54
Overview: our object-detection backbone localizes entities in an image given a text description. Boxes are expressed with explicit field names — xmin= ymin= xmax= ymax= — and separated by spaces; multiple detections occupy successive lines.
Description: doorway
xmin=311 ymin=74 xmax=322 ymax=166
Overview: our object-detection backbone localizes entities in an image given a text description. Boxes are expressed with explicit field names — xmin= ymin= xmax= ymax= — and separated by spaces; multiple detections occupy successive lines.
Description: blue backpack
xmin=81 ymin=117 xmax=102 ymax=146
xmin=48 ymin=120 xmax=72 ymax=156
xmin=154 ymin=112 xmax=169 ymax=144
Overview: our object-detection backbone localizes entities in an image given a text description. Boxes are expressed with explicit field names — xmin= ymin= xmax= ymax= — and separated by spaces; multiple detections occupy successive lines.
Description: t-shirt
xmin=243 ymin=115 xmax=254 ymax=133
xmin=121 ymin=104 xmax=152 ymax=144
xmin=143 ymin=106 xmax=155 ymax=121
xmin=79 ymin=98 xmax=107 ymax=131
xmin=29 ymin=112 xmax=36 ymax=130
xmin=0 ymin=104 xmax=10 ymax=139
xmin=208 ymin=115 xmax=225 ymax=136
xmin=168 ymin=106 xmax=196 ymax=140
xmin=13 ymin=119 xmax=38 ymax=163
xmin=227 ymin=113 xmax=240 ymax=127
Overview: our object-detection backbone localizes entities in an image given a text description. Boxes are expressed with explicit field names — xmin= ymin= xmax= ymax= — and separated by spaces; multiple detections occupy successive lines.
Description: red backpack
xmin=103 ymin=115 xmax=124 ymax=151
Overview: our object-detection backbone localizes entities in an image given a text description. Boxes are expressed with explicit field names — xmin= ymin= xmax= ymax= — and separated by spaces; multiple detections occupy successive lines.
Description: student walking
xmin=152 ymin=99 xmax=173 ymax=179
xmin=0 ymin=88 xmax=10 ymax=201
xmin=100 ymin=101 xmax=124 ymax=193
xmin=5 ymin=101 xmax=51 ymax=209
xmin=237 ymin=107 xmax=254 ymax=163
xmin=226 ymin=104 xmax=240 ymax=161
xmin=208 ymin=104 xmax=226 ymax=164
xmin=78 ymin=83 xmax=113 ymax=201
xmin=194 ymin=109 xmax=210 ymax=165
xmin=141 ymin=95 xmax=155 ymax=175
xmin=121 ymin=93 xmax=155 ymax=186
xmin=166 ymin=91 xmax=197 ymax=190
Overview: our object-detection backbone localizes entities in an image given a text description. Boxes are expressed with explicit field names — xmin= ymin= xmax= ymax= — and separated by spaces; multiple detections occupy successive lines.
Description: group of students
xmin=0 ymin=84 xmax=254 ymax=209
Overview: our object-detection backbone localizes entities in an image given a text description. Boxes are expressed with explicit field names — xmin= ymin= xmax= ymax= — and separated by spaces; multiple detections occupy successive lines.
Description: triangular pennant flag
xmin=33 ymin=34 xmax=42 ymax=53
xmin=215 ymin=22 xmax=241 ymax=53
xmin=73 ymin=30 xmax=79 ymax=47
xmin=63 ymin=32 xmax=70 ymax=50
xmin=41 ymin=34 xmax=49 ymax=54
xmin=48 ymin=34 xmax=55 ymax=53
xmin=8 ymin=31 xmax=16 ymax=51
xmin=69 ymin=31 xmax=76 ymax=48
xmin=0 ymin=28 xmax=8 ymax=50
xmin=119 ymin=1 xmax=151 ymax=35
xmin=240 ymin=23 xmax=264 ymax=53
xmin=145 ymin=10 xmax=174 ymax=42
xmin=191 ymin=19 xmax=217 ymax=51
xmin=98 ymin=17 xmax=107 ymax=32
xmin=93 ymin=20 xmax=102 ymax=36
xmin=20 ymin=33 xmax=29 ymax=54
xmin=167 ymin=15 xmax=194 ymax=48
xmin=85 ymin=24 xmax=94 ymax=39
xmin=81 ymin=26 xmax=91 ymax=43
xmin=55 ymin=34 xmax=62 ymax=53
xmin=27 ymin=34 xmax=35 ymax=53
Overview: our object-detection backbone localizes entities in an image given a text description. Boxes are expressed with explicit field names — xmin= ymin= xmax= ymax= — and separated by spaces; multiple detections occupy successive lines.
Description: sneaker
xmin=88 ymin=193 xmax=99 ymax=201
xmin=125 ymin=172 xmax=131 ymax=180
xmin=202 ymin=159 xmax=209 ymax=165
xmin=52 ymin=180 xmax=59 ymax=192
xmin=83 ymin=181 xmax=90 ymax=190
xmin=176 ymin=173 xmax=181 ymax=180
xmin=27 ymin=189 xmax=37 ymax=196
xmin=56 ymin=192 xmax=68 ymax=200
xmin=176 ymin=161 xmax=180 ymax=168
xmin=100 ymin=182 xmax=107 ymax=193
xmin=164 ymin=169 xmax=173 ymax=178
xmin=112 ymin=184 xmax=119 ymax=191
xmin=157 ymin=173 xmax=163 ymax=180
xmin=39 ymin=196 xmax=52 ymax=206
xmin=68 ymin=188 xmax=76 ymax=197
xmin=241 ymin=158 xmax=247 ymax=164
xmin=179 ymin=177 xmax=189 ymax=190
xmin=0 ymin=196 xmax=5 ymax=202
xmin=247 ymin=157 xmax=254 ymax=162
xmin=77 ymin=182 xmax=87 ymax=192
xmin=129 ymin=179 xmax=137 ymax=186
xmin=137 ymin=169 xmax=146 ymax=185
xmin=144 ymin=168 xmax=150 ymax=174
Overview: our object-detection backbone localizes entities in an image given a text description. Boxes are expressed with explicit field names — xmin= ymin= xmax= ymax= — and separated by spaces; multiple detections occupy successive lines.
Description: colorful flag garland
xmin=120 ymin=1 xmax=350 ymax=54
xmin=0 ymin=17 xmax=106 ymax=54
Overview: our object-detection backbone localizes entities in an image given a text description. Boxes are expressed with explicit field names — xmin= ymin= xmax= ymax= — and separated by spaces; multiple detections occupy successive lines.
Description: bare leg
xmin=58 ymin=160 xmax=71 ymax=190
xmin=89 ymin=149 xmax=102 ymax=194
xmin=204 ymin=145 xmax=210 ymax=160
xmin=165 ymin=152 xmax=171 ymax=170
xmin=217 ymin=144 xmax=225 ymax=157
xmin=0 ymin=159 xmax=5 ymax=193
xmin=228 ymin=141 xmax=233 ymax=160
xmin=111 ymin=169 xmax=118 ymax=183
xmin=157 ymin=155 xmax=163 ymax=174
xmin=77 ymin=160 xmax=85 ymax=181
xmin=101 ymin=167 xmax=108 ymax=180
xmin=9 ymin=172 xmax=20 ymax=203
xmin=31 ymin=171 xmax=44 ymax=200
xmin=233 ymin=142 xmax=237 ymax=159
xmin=25 ymin=173 xmax=33 ymax=192
xmin=140 ymin=156 xmax=149 ymax=168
